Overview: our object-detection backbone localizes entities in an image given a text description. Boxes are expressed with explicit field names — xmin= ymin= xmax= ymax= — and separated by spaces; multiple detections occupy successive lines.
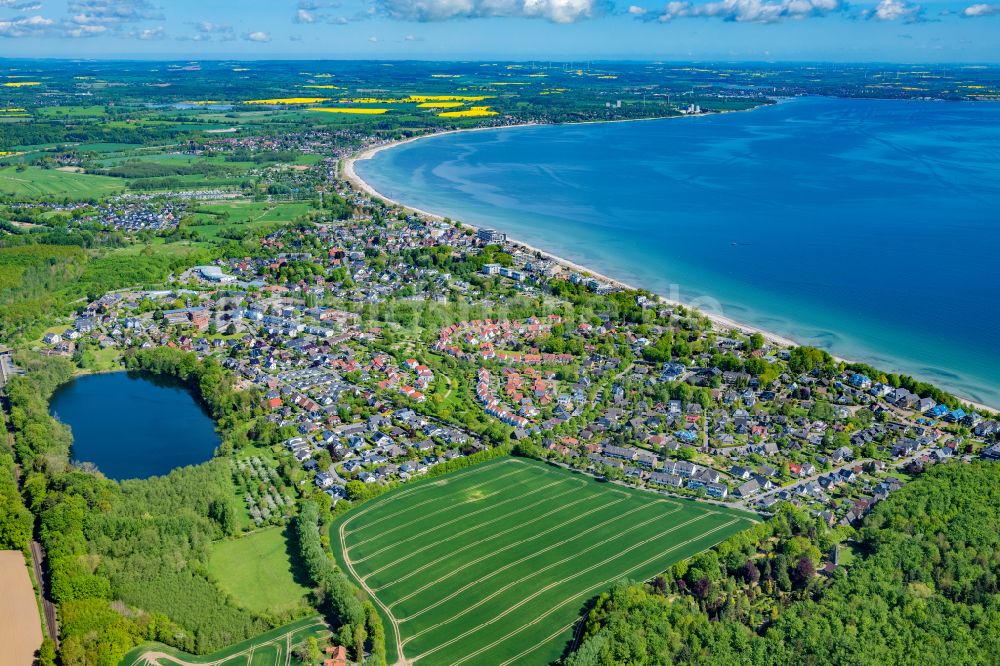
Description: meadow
xmin=187 ymin=201 xmax=314 ymax=240
xmin=0 ymin=165 xmax=123 ymax=199
xmin=118 ymin=615 xmax=329 ymax=666
xmin=208 ymin=527 xmax=312 ymax=616
xmin=331 ymin=457 xmax=756 ymax=665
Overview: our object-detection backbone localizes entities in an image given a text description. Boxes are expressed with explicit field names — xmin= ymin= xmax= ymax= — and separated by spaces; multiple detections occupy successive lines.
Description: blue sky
xmin=1 ymin=0 xmax=998 ymax=61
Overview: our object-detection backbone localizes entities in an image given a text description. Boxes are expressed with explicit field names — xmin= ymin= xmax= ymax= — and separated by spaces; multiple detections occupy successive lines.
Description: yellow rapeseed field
xmin=417 ymin=101 xmax=463 ymax=108
xmin=407 ymin=94 xmax=491 ymax=102
xmin=344 ymin=97 xmax=409 ymax=104
xmin=306 ymin=108 xmax=388 ymax=114
xmin=244 ymin=97 xmax=330 ymax=105
xmin=2 ymin=82 xmax=41 ymax=87
xmin=437 ymin=106 xmax=498 ymax=118
xmin=304 ymin=85 xmax=340 ymax=89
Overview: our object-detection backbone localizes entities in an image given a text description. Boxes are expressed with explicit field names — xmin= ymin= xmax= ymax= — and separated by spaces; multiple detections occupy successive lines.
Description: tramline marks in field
xmin=332 ymin=457 xmax=755 ymax=665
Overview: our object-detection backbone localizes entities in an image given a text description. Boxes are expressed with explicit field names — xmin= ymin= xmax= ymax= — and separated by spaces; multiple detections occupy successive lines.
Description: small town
xmin=2 ymin=56 xmax=998 ymax=666
xmin=28 ymin=153 xmax=999 ymax=534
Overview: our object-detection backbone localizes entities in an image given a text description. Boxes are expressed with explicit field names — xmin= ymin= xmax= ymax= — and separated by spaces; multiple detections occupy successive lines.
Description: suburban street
xmin=741 ymin=450 xmax=930 ymax=510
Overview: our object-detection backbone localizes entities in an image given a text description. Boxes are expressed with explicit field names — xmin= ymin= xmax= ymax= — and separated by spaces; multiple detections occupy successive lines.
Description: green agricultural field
xmin=0 ymin=165 xmax=123 ymax=199
xmin=119 ymin=615 xmax=329 ymax=666
xmin=189 ymin=201 xmax=313 ymax=240
xmin=209 ymin=527 xmax=312 ymax=615
xmin=75 ymin=142 xmax=143 ymax=153
xmin=331 ymin=457 xmax=757 ymax=666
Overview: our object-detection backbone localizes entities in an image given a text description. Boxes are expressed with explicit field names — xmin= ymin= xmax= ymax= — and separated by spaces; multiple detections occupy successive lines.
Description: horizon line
xmin=2 ymin=55 xmax=1000 ymax=66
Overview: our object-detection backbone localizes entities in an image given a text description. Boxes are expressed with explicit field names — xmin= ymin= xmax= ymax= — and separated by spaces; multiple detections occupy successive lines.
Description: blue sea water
xmin=356 ymin=97 xmax=1000 ymax=408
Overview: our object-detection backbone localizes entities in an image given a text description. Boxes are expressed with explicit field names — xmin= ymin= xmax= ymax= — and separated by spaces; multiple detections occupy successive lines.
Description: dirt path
xmin=357 ymin=477 xmax=578 ymax=569
xmin=394 ymin=495 xmax=647 ymax=622
xmin=128 ymin=618 xmax=325 ymax=666
xmin=0 ymin=550 xmax=44 ymax=666
xmin=419 ymin=518 xmax=743 ymax=665
xmin=403 ymin=502 xmax=692 ymax=645
xmin=338 ymin=520 xmax=408 ymax=666
xmin=342 ymin=462 xmax=529 ymax=540
xmin=370 ymin=490 xmax=601 ymax=587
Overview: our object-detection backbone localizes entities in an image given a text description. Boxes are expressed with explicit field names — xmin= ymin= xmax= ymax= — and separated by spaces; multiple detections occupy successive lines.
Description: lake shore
xmin=341 ymin=116 xmax=996 ymax=415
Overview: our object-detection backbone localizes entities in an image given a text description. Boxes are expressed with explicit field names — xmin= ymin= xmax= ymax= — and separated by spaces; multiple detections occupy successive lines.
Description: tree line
xmin=566 ymin=462 xmax=1000 ymax=665
xmin=295 ymin=501 xmax=386 ymax=665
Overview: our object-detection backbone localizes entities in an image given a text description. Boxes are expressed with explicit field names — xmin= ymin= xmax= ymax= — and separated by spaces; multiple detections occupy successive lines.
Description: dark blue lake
xmin=50 ymin=371 xmax=220 ymax=481
xmin=358 ymin=97 xmax=1000 ymax=408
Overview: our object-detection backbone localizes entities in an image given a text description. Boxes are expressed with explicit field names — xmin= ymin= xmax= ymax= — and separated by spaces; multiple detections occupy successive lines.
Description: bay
xmin=357 ymin=97 xmax=1000 ymax=408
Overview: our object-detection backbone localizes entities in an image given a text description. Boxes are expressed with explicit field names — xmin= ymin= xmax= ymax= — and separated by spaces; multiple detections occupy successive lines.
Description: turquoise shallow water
xmin=357 ymin=97 xmax=1000 ymax=408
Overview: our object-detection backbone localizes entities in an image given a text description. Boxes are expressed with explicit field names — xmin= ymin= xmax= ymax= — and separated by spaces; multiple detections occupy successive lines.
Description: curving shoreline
xmin=341 ymin=118 xmax=997 ymax=414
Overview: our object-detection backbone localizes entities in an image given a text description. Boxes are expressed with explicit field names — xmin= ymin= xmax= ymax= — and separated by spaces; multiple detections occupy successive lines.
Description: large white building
xmin=195 ymin=265 xmax=236 ymax=283
xmin=477 ymin=228 xmax=506 ymax=244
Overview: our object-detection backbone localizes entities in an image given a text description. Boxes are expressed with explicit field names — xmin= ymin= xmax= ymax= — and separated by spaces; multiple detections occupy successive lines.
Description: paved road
xmin=738 ymin=450 xmax=928 ymax=509
xmin=0 ymin=352 xmax=11 ymax=389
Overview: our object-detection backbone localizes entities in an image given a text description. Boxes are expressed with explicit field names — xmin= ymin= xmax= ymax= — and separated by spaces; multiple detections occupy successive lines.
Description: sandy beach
xmin=341 ymin=120 xmax=996 ymax=415
xmin=344 ymin=120 xmax=801 ymax=348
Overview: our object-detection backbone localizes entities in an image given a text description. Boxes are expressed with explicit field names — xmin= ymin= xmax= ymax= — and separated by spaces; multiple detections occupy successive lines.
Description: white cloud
xmin=0 ymin=1 xmax=42 ymax=9
xmin=864 ymin=0 xmax=922 ymax=21
xmin=293 ymin=1 xmax=350 ymax=24
xmin=65 ymin=0 xmax=162 ymax=26
xmin=59 ymin=0 xmax=162 ymax=38
xmin=375 ymin=0 xmax=605 ymax=23
xmin=368 ymin=34 xmax=378 ymax=40
xmin=130 ymin=25 xmax=164 ymax=39
xmin=628 ymin=4 xmax=648 ymax=13
xmin=244 ymin=30 xmax=271 ymax=42
xmin=654 ymin=0 xmax=839 ymax=22
xmin=196 ymin=21 xmax=232 ymax=33
xmin=0 ymin=13 xmax=53 ymax=37
xmin=962 ymin=2 xmax=1000 ymax=15
xmin=177 ymin=20 xmax=233 ymax=41
xmin=65 ymin=22 xmax=107 ymax=37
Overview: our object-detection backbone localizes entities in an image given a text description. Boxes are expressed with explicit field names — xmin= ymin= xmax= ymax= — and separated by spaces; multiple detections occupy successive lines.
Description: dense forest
xmin=0 ymin=242 xmax=213 ymax=343
xmin=567 ymin=462 xmax=1000 ymax=665
xmin=3 ymin=350 xmax=300 ymax=665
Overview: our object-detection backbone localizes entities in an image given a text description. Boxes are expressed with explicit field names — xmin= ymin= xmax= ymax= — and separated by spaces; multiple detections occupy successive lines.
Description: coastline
xmin=340 ymin=116 xmax=997 ymax=415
